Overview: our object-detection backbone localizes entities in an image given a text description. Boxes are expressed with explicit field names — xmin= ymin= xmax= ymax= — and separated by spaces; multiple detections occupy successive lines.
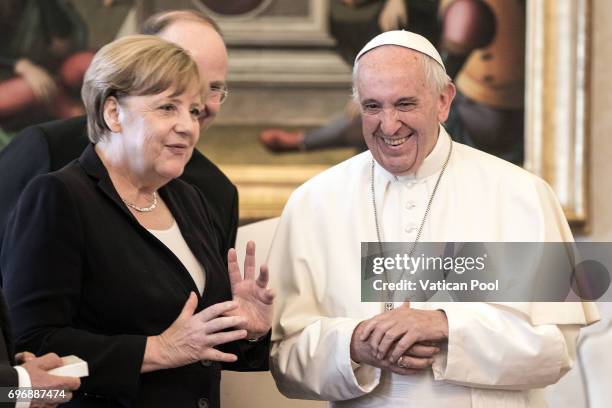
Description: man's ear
xmin=103 ymin=96 xmax=121 ymax=133
xmin=437 ymin=82 xmax=456 ymax=123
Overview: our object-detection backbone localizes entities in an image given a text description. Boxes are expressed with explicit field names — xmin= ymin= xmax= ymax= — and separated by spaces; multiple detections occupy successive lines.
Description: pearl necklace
xmin=122 ymin=191 xmax=158 ymax=212
xmin=371 ymin=142 xmax=453 ymax=311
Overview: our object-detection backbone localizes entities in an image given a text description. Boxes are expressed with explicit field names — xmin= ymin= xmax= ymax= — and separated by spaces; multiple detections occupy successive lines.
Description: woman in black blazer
xmin=0 ymin=35 xmax=273 ymax=407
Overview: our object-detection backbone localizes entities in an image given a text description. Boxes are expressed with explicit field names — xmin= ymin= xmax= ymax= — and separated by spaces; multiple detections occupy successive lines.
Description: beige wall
xmin=222 ymin=0 xmax=612 ymax=405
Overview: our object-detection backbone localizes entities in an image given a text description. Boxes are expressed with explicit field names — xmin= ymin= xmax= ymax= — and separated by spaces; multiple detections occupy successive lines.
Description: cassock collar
xmin=373 ymin=124 xmax=452 ymax=185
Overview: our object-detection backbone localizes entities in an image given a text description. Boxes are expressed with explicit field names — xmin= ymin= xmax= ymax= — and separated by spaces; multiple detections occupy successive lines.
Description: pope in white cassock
xmin=267 ymin=31 xmax=599 ymax=407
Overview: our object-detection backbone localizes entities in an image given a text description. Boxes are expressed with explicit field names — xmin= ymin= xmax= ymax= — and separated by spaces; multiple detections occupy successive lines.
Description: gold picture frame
xmin=524 ymin=0 xmax=590 ymax=230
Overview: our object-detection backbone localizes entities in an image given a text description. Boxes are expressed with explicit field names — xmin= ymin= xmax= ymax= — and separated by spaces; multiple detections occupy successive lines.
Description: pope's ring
xmin=397 ymin=356 xmax=406 ymax=368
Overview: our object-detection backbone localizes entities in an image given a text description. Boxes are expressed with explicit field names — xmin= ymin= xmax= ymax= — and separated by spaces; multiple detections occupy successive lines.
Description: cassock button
xmin=405 ymin=224 xmax=417 ymax=233
xmin=200 ymin=360 xmax=212 ymax=367
xmin=405 ymin=200 xmax=416 ymax=210
xmin=198 ymin=397 xmax=209 ymax=408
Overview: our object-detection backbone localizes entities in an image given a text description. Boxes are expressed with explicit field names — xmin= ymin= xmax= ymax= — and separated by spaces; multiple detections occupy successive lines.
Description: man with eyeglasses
xmin=0 ymin=10 xmax=238 ymax=258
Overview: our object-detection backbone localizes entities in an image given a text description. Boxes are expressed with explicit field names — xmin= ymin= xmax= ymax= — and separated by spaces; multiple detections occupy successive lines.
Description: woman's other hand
xmin=226 ymin=241 xmax=275 ymax=340
xmin=142 ymin=293 xmax=247 ymax=372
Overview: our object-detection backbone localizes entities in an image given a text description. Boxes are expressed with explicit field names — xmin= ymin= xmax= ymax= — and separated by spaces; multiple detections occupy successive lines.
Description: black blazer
xmin=0 ymin=116 xmax=238 ymax=258
xmin=0 ymin=145 xmax=267 ymax=408
xmin=0 ymin=292 xmax=18 ymax=408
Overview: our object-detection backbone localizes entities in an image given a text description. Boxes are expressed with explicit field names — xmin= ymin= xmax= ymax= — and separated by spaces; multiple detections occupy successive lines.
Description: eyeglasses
xmin=208 ymin=84 xmax=229 ymax=105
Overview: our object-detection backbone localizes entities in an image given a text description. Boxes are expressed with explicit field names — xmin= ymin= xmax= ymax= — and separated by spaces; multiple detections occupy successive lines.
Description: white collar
xmin=373 ymin=124 xmax=452 ymax=184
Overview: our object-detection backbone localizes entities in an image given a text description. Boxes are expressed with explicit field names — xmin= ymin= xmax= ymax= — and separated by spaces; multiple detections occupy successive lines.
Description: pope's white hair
xmin=351 ymin=49 xmax=451 ymax=102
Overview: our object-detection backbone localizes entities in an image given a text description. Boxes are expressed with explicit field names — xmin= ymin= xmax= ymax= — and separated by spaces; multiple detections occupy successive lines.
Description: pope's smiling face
xmin=355 ymin=46 xmax=454 ymax=176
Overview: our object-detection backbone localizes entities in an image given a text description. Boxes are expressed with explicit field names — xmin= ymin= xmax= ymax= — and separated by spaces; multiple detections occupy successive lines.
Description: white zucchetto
xmin=355 ymin=30 xmax=446 ymax=71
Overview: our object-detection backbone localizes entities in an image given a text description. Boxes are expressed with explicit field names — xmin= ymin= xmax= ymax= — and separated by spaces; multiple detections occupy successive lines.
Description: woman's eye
xmin=190 ymin=107 xmax=202 ymax=117
xmin=160 ymin=104 xmax=176 ymax=112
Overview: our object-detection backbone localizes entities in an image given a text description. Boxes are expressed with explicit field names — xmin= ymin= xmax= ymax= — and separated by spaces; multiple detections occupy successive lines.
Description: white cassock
xmin=267 ymin=126 xmax=599 ymax=408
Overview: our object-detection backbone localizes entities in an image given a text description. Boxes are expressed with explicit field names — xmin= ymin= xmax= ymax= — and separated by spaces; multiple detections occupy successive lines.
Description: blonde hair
xmin=81 ymin=35 xmax=203 ymax=143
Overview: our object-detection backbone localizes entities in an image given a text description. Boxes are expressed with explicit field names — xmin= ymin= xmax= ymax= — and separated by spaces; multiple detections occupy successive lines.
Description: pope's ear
xmin=102 ymin=96 xmax=121 ymax=133
xmin=437 ymin=82 xmax=456 ymax=123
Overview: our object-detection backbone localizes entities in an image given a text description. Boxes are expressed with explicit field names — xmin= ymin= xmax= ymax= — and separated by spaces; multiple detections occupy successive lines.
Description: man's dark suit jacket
xmin=0 ymin=145 xmax=267 ymax=408
xmin=0 ymin=115 xmax=238 ymax=257
xmin=0 ymin=292 xmax=18 ymax=408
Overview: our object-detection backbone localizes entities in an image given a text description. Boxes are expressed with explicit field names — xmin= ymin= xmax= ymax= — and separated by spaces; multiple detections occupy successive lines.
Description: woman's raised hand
xmin=225 ymin=241 xmax=275 ymax=339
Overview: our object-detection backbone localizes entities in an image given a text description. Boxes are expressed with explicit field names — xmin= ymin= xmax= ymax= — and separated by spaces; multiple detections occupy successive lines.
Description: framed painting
xmin=220 ymin=0 xmax=591 ymax=229
xmin=133 ymin=0 xmax=591 ymax=229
